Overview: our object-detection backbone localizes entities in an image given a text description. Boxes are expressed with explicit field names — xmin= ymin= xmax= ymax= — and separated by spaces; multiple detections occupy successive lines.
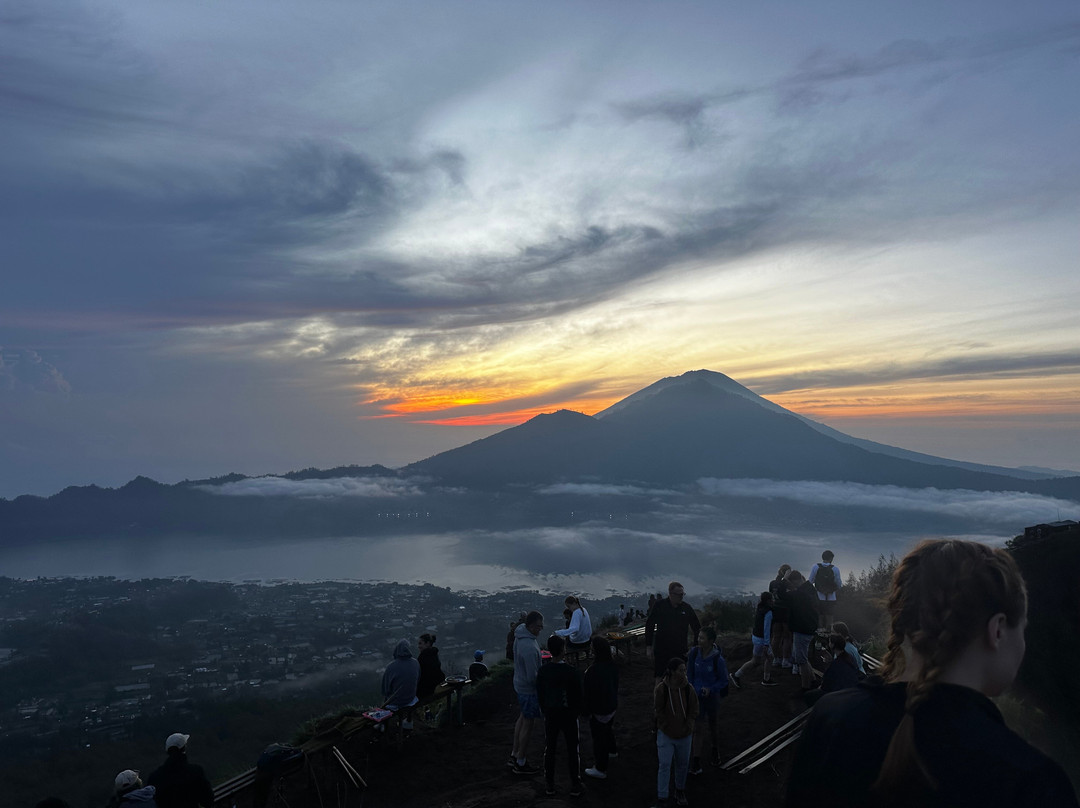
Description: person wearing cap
xmin=147 ymin=733 xmax=214 ymax=808
xmin=109 ymin=770 xmax=156 ymax=808
xmin=469 ymin=649 xmax=489 ymax=680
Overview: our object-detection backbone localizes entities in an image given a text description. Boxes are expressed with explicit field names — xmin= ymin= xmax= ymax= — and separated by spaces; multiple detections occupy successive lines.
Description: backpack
xmin=814 ymin=563 xmax=839 ymax=596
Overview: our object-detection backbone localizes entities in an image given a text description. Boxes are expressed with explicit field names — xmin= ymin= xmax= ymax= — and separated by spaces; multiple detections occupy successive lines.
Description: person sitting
xmin=109 ymin=771 xmax=156 ymax=808
xmin=554 ymin=595 xmax=593 ymax=653
xmin=831 ymin=621 xmax=866 ymax=676
xmin=786 ymin=539 xmax=1079 ymax=808
xmin=804 ymin=634 xmax=860 ymax=706
xmin=382 ymin=639 xmax=421 ymax=729
xmin=416 ymin=633 xmax=445 ymax=699
xmin=469 ymin=649 xmax=490 ymax=680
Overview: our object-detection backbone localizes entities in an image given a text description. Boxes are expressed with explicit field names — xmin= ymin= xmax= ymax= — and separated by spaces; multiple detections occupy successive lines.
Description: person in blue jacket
xmin=686 ymin=625 xmax=728 ymax=772
xmin=730 ymin=591 xmax=779 ymax=689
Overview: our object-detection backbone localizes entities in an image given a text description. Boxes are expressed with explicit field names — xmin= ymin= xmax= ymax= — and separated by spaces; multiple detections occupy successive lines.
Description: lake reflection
xmin=0 ymin=526 xmax=1013 ymax=597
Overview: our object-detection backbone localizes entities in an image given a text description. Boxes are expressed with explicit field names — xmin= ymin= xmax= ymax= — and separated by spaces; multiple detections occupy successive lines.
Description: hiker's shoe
xmin=512 ymin=761 xmax=539 ymax=776
xmin=569 ymin=783 xmax=584 ymax=797
xmin=584 ymin=767 xmax=607 ymax=779
xmin=711 ymin=751 xmax=721 ymax=767
xmin=545 ymin=783 xmax=556 ymax=796
xmin=689 ymin=756 xmax=703 ymax=775
xmin=689 ymin=764 xmax=703 ymax=775
xmin=791 ymin=664 xmax=800 ymax=675
xmin=781 ymin=658 xmax=792 ymax=668
xmin=608 ymin=751 xmax=618 ymax=758
xmin=761 ymin=678 xmax=779 ymax=687
xmin=506 ymin=755 xmax=516 ymax=769
xmin=651 ymin=798 xmax=668 ymax=808
xmin=729 ymin=672 xmax=742 ymax=690
xmin=675 ymin=789 xmax=689 ymax=806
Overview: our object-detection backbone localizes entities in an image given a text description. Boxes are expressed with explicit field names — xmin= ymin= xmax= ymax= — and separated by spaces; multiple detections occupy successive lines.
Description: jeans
xmin=656 ymin=730 xmax=692 ymax=798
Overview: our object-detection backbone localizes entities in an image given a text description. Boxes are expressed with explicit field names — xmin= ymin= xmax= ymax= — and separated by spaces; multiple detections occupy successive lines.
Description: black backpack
xmin=814 ymin=563 xmax=838 ymax=596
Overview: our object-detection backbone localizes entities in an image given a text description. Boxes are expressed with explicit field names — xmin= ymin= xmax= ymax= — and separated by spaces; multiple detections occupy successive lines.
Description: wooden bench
xmin=605 ymin=624 xmax=645 ymax=660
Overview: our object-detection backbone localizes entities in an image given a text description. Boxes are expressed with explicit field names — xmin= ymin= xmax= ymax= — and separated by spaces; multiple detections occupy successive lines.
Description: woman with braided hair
xmin=785 ymin=539 xmax=1077 ymax=808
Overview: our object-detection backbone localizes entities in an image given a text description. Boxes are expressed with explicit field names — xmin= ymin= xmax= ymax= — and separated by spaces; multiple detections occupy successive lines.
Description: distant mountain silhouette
xmin=408 ymin=370 xmax=1080 ymax=495
xmin=3 ymin=370 xmax=1078 ymax=544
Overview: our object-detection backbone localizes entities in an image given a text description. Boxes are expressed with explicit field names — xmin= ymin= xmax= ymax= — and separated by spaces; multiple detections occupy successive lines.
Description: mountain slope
xmin=596 ymin=369 xmax=1057 ymax=480
xmin=410 ymin=370 xmax=1080 ymax=496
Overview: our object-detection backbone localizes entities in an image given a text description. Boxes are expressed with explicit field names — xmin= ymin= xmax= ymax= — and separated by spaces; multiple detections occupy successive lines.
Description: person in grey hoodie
xmin=509 ymin=610 xmax=545 ymax=775
xmin=382 ymin=639 xmax=421 ymax=715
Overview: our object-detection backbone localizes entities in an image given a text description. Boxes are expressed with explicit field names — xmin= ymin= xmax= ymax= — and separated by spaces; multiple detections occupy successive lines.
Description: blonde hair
xmin=872 ymin=539 xmax=1026 ymax=802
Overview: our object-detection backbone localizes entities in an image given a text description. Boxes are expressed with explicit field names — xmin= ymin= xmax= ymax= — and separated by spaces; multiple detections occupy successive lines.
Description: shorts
xmin=751 ymin=636 xmax=771 ymax=658
xmin=517 ymin=692 xmax=542 ymax=719
xmin=792 ymin=632 xmax=812 ymax=666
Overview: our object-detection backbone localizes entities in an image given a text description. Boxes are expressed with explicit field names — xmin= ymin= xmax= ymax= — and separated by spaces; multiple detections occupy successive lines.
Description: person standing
xmin=730 ymin=591 xmax=779 ymax=688
xmin=770 ymin=564 xmax=793 ymax=668
xmin=509 ymin=610 xmax=545 ymax=775
xmin=786 ymin=539 xmax=1079 ymax=807
xmin=645 ymin=582 xmax=701 ymax=679
xmin=536 ymin=634 xmax=584 ymax=797
xmin=687 ymin=626 xmax=728 ymax=772
xmin=653 ymin=657 xmax=698 ymax=808
xmin=809 ymin=550 xmax=842 ymax=630
xmin=786 ymin=570 xmax=820 ymax=691
xmin=147 ymin=733 xmax=214 ymax=808
xmin=583 ymin=635 xmax=619 ymax=780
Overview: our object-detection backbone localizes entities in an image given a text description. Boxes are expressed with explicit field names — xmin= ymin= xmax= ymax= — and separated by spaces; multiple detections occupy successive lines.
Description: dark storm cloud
xmin=754 ymin=352 xmax=1080 ymax=394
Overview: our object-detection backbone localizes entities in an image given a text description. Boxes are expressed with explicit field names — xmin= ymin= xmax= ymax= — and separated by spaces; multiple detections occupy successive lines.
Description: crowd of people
xmin=500 ymin=543 xmax=1077 ymax=808
xmin=34 ymin=541 xmax=1077 ymax=807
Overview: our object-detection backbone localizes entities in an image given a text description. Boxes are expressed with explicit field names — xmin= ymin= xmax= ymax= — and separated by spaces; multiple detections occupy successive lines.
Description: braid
xmin=872 ymin=540 xmax=1027 ymax=802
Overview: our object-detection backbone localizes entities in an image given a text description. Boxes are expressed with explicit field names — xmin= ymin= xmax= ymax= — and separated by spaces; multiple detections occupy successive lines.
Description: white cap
xmin=115 ymin=770 xmax=141 ymax=792
xmin=166 ymin=732 xmax=190 ymax=752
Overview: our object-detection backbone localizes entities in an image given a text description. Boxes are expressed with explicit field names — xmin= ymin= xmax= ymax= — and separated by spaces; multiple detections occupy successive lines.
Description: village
xmin=0 ymin=576 xmax=633 ymax=753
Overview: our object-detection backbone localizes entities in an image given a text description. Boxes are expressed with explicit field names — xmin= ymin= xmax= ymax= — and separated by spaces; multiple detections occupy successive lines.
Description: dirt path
xmin=285 ymin=638 xmax=807 ymax=808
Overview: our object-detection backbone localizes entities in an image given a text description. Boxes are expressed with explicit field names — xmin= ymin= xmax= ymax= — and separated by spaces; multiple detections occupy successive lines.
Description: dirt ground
xmin=273 ymin=637 xmax=810 ymax=808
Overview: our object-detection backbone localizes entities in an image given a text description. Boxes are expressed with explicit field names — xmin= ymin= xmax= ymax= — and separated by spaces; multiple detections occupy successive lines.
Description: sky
xmin=2 ymin=1 xmax=1080 ymax=499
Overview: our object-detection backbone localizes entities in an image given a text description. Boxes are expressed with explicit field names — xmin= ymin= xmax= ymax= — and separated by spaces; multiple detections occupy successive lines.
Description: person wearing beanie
xmin=147 ymin=733 xmax=214 ymax=808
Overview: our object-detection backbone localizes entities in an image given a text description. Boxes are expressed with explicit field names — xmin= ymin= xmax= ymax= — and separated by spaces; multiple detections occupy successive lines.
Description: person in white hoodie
xmin=509 ymin=610 xmax=545 ymax=776
xmin=555 ymin=595 xmax=593 ymax=651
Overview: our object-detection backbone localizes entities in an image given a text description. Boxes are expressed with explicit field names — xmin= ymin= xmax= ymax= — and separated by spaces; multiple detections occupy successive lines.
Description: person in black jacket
xmin=416 ymin=632 xmax=445 ymax=699
xmin=536 ymin=634 xmax=584 ymax=797
xmin=786 ymin=539 xmax=1078 ymax=808
xmin=582 ymin=635 xmax=619 ymax=779
xmin=147 ymin=733 xmax=214 ymax=808
xmin=645 ymin=581 xmax=701 ymax=679
xmin=785 ymin=570 xmax=820 ymax=690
